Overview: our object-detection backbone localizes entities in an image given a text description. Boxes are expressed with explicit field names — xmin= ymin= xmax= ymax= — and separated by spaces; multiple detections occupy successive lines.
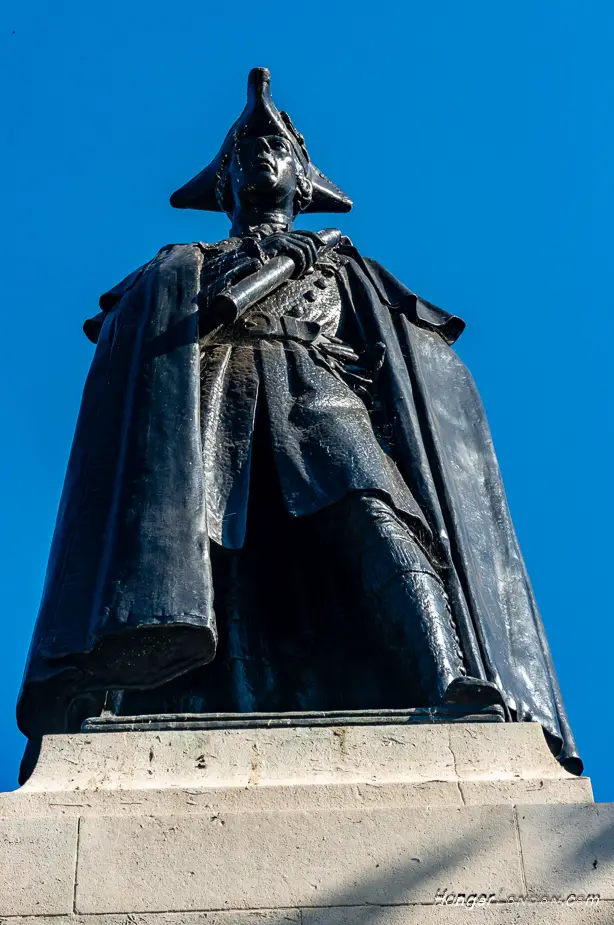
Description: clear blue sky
xmin=1 ymin=1 xmax=612 ymax=798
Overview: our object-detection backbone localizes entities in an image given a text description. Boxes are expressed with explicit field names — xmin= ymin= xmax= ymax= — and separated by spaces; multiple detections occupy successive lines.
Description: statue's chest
xmin=256 ymin=262 xmax=342 ymax=334
xmin=199 ymin=242 xmax=343 ymax=337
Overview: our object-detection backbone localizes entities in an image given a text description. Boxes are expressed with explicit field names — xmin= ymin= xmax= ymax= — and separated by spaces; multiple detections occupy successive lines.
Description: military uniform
xmin=191 ymin=233 xmax=471 ymax=708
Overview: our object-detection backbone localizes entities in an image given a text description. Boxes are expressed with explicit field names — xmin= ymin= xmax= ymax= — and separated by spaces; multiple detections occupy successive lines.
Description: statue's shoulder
xmin=144 ymin=240 xmax=238 ymax=266
xmin=151 ymin=242 xmax=209 ymax=265
xmin=193 ymin=237 xmax=243 ymax=268
xmin=100 ymin=239 xmax=238 ymax=306
xmin=122 ymin=241 xmax=239 ymax=282
xmin=336 ymin=245 xmax=465 ymax=347
xmin=194 ymin=237 xmax=241 ymax=252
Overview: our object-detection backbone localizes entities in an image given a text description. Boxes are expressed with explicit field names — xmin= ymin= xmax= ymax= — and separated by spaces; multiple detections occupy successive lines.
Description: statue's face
xmin=228 ymin=134 xmax=300 ymax=208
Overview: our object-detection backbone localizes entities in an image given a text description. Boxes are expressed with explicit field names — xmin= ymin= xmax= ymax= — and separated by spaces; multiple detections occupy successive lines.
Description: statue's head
xmin=170 ymin=68 xmax=352 ymax=230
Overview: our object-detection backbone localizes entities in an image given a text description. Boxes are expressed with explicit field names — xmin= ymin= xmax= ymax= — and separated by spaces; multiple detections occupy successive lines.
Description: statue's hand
xmin=259 ymin=230 xmax=323 ymax=279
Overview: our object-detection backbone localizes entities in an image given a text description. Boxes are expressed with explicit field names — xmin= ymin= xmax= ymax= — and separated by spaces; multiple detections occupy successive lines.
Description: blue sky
xmin=1 ymin=1 xmax=612 ymax=797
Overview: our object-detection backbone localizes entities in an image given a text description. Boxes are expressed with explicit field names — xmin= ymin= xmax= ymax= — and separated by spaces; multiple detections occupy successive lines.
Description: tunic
xmin=196 ymin=238 xmax=429 ymax=548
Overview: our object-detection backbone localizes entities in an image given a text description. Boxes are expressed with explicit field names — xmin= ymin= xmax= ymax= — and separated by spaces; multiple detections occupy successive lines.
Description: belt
xmin=231 ymin=311 xmax=323 ymax=344
xmin=207 ymin=312 xmax=361 ymax=367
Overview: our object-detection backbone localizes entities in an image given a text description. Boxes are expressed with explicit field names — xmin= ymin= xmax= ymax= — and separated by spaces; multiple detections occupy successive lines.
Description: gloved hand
xmin=258 ymin=229 xmax=324 ymax=278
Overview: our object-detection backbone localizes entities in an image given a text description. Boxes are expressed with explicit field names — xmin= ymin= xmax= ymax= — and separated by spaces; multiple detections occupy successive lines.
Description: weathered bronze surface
xmin=17 ymin=68 xmax=581 ymax=776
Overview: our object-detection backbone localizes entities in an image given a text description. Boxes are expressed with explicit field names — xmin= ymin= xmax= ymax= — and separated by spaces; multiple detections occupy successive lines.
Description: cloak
xmin=17 ymin=241 xmax=581 ymax=774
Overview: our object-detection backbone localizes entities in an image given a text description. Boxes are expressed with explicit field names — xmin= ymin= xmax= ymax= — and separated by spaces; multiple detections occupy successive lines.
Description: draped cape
xmin=17 ymin=241 xmax=581 ymax=774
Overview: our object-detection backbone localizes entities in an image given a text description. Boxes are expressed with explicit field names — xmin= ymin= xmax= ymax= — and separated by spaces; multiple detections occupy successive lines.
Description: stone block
xmin=0 ymin=914 xmax=300 ymax=925
xmin=20 ymin=721 xmax=582 ymax=798
xmin=303 ymin=901 xmax=611 ymax=923
xmin=460 ymin=777 xmax=593 ymax=805
xmin=0 ymin=779 xmax=469 ymax=820
xmin=517 ymin=803 xmax=614 ymax=900
xmin=21 ymin=724 xmax=457 ymax=792
xmin=75 ymin=806 xmax=522 ymax=913
xmin=0 ymin=817 xmax=77 ymax=916
xmin=1 ymin=908 xmax=611 ymax=925
xmin=449 ymin=722 xmax=573 ymax=780
xmin=0 ymin=776 xmax=593 ymax=822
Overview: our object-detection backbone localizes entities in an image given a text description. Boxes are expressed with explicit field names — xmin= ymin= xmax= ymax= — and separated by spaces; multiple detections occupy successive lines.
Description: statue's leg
xmin=316 ymin=493 xmax=501 ymax=708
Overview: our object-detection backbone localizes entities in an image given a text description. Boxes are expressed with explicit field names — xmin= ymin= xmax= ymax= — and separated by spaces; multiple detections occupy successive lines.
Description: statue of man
xmin=17 ymin=69 xmax=580 ymax=775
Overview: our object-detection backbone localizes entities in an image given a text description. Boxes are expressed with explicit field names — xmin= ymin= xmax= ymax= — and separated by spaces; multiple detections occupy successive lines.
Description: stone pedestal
xmin=1 ymin=720 xmax=611 ymax=923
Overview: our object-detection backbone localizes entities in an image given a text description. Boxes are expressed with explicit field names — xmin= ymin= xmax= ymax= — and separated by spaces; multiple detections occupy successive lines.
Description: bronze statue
xmin=17 ymin=68 xmax=581 ymax=775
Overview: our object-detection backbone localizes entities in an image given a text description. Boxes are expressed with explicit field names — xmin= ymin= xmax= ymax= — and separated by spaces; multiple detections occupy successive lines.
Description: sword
xmin=205 ymin=227 xmax=342 ymax=329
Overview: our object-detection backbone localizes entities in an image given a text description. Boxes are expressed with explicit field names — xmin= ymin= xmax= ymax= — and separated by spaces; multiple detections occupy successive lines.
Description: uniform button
xmin=303 ymin=290 xmax=317 ymax=302
xmin=314 ymin=278 xmax=327 ymax=290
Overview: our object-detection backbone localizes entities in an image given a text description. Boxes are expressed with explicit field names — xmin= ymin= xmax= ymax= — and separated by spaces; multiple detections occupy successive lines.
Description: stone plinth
xmin=1 ymin=720 xmax=610 ymax=924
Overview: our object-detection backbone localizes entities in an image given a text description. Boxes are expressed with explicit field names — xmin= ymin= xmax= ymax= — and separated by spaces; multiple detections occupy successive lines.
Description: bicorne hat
xmin=170 ymin=68 xmax=352 ymax=214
